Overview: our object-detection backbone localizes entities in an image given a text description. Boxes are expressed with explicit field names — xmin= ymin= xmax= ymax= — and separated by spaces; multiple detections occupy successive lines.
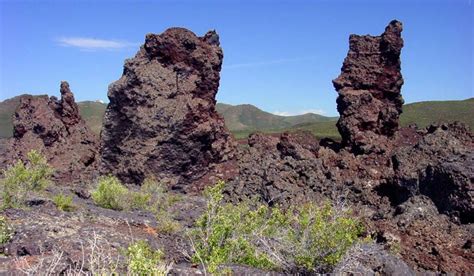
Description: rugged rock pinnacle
xmin=4 ymin=81 xmax=98 ymax=183
xmin=333 ymin=20 xmax=404 ymax=154
xmin=99 ymin=28 xmax=236 ymax=189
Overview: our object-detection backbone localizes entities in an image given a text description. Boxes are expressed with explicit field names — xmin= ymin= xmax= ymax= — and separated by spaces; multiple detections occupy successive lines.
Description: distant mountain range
xmin=1 ymin=95 xmax=473 ymax=139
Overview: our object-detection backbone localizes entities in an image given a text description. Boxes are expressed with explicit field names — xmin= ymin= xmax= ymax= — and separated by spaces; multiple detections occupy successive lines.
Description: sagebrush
xmin=0 ymin=216 xmax=13 ymax=244
xmin=53 ymin=193 xmax=75 ymax=212
xmin=1 ymin=150 xmax=53 ymax=209
xmin=190 ymin=180 xmax=364 ymax=274
xmin=91 ymin=176 xmax=181 ymax=233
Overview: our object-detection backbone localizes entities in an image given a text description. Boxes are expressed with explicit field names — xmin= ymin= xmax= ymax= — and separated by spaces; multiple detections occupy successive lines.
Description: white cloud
xmin=224 ymin=56 xmax=317 ymax=69
xmin=56 ymin=37 xmax=137 ymax=51
xmin=272 ymin=109 xmax=326 ymax=116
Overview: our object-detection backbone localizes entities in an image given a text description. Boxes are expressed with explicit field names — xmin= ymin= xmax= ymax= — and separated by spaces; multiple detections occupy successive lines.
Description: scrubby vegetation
xmin=0 ymin=216 xmax=13 ymax=244
xmin=190 ymin=181 xmax=364 ymax=274
xmin=91 ymin=175 xmax=129 ymax=210
xmin=126 ymin=240 xmax=170 ymax=275
xmin=53 ymin=193 xmax=75 ymax=212
xmin=1 ymin=150 xmax=53 ymax=209
xmin=91 ymin=176 xmax=181 ymax=233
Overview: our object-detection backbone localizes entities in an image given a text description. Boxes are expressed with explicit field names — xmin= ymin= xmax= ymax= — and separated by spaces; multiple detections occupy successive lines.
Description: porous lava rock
xmin=333 ymin=20 xmax=404 ymax=154
xmin=2 ymin=82 xmax=98 ymax=183
xmin=99 ymin=28 xmax=236 ymax=189
xmin=226 ymin=20 xmax=474 ymax=273
xmin=334 ymin=243 xmax=414 ymax=275
xmin=391 ymin=122 xmax=474 ymax=223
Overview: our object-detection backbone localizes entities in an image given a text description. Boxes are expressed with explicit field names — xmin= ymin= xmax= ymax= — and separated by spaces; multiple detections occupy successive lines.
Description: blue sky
xmin=0 ymin=0 xmax=472 ymax=116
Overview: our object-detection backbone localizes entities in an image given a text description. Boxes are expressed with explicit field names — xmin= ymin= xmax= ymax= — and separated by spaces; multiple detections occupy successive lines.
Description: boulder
xmin=334 ymin=243 xmax=414 ymax=275
xmin=99 ymin=28 xmax=236 ymax=190
xmin=333 ymin=20 xmax=404 ymax=154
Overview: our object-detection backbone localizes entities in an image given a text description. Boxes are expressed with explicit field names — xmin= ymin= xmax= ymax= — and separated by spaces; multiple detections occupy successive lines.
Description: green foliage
xmin=91 ymin=176 xmax=181 ymax=233
xmin=0 ymin=216 xmax=13 ymax=244
xmin=91 ymin=176 xmax=129 ymax=211
xmin=126 ymin=240 xmax=168 ymax=275
xmin=1 ymin=150 xmax=53 ymax=209
xmin=190 ymin=181 xmax=364 ymax=274
xmin=137 ymin=178 xmax=181 ymax=234
xmin=53 ymin=193 xmax=75 ymax=212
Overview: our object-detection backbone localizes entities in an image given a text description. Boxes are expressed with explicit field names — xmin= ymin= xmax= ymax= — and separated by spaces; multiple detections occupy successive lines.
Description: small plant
xmin=190 ymin=181 xmax=364 ymax=274
xmin=91 ymin=176 xmax=128 ymax=211
xmin=53 ymin=194 xmax=75 ymax=212
xmin=138 ymin=177 xmax=182 ymax=234
xmin=190 ymin=181 xmax=276 ymax=273
xmin=1 ymin=150 xmax=53 ymax=209
xmin=0 ymin=216 xmax=13 ymax=244
xmin=126 ymin=240 xmax=170 ymax=275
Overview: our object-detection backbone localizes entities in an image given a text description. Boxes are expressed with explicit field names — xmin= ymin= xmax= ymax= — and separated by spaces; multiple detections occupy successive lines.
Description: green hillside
xmin=0 ymin=96 xmax=472 ymax=140
xmin=280 ymin=98 xmax=474 ymax=140
xmin=215 ymin=103 xmax=337 ymax=131
xmin=400 ymin=98 xmax=474 ymax=128
xmin=77 ymin=101 xmax=107 ymax=135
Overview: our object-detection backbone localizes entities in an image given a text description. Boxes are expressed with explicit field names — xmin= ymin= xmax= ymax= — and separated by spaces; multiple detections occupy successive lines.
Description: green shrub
xmin=0 ymin=216 xmax=13 ymax=244
xmin=190 ymin=181 xmax=364 ymax=274
xmin=91 ymin=176 xmax=129 ymax=210
xmin=126 ymin=240 xmax=169 ymax=275
xmin=53 ymin=193 xmax=75 ymax=212
xmin=1 ymin=150 xmax=53 ymax=209
xmin=141 ymin=178 xmax=182 ymax=234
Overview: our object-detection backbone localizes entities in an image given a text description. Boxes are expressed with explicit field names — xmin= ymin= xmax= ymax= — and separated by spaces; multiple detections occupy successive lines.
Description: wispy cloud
xmin=56 ymin=37 xmax=137 ymax=51
xmin=224 ymin=56 xmax=317 ymax=69
xmin=272 ymin=109 xmax=326 ymax=116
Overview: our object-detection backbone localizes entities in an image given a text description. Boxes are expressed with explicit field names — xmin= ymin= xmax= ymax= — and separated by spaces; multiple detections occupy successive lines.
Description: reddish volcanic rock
xmin=99 ymin=28 xmax=236 ymax=190
xmin=3 ymin=82 xmax=98 ymax=184
xmin=333 ymin=20 xmax=404 ymax=154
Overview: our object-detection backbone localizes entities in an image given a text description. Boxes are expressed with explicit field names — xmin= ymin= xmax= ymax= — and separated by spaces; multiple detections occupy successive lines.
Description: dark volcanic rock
xmin=1 ymin=82 xmax=98 ymax=184
xmin=99 ymin=28 xmax=236 ymax=190
xmin=334 ymin=243 xmax=414 ymax=275
xmin=228 ymin=132 xmax=327 ymax=205
xmin=333 ymin=20 xmax=404 ymax=154
xmin=373 ymin=196 xmax=474 ymax=272
xmin=392 ymin=122 xmax=474 ymax=223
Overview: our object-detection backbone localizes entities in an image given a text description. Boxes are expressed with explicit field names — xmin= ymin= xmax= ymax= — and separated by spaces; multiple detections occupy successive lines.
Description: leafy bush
xmin=0 ymin=216 xmax=13 ymax=244
xmin=190 ymin=181 xmax=364 ymax=274
xmin=91 ymin=176 xmax=129 ymax=211
xmin=126 ymin=240 xmax=170 ymax=275
xmin=53 ymin=194 xmax=75 ymax=212
xmin=1 ymin=150 xmax=53 ymax=209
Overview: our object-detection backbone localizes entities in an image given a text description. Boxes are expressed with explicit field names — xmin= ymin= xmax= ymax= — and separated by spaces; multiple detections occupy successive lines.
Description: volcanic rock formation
xmin=226 ymin=21 xmax=474 ymax=272
xmin=99 ymin=28 xmax=236 ymax=189
xmin=2 ymin=82 xmax=98 ymax=183
xmin=333 ymin=20 xmax=404 ymax=154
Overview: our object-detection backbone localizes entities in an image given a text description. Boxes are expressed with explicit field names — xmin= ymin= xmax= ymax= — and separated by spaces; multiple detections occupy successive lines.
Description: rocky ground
xmin=0 ymin=20 xmax=472 ymax=274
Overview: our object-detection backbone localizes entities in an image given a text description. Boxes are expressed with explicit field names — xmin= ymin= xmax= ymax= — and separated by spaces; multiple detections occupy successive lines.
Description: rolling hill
xmin=215 ymin=103 xmax=337 ymax=131
xmin=0 ymin=96 xmax=472 ymax=140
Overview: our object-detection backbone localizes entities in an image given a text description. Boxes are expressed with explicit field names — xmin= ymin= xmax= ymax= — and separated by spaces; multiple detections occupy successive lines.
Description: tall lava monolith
xmin=99 ymin=28 xmax=236 ymax=190
xmin=4 ymin=82 xmax=98 ymax=183
xmin=333 ymin=20 xmax=404 ymax=154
